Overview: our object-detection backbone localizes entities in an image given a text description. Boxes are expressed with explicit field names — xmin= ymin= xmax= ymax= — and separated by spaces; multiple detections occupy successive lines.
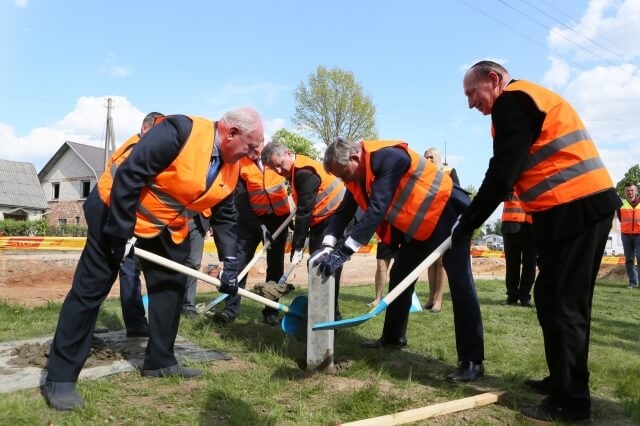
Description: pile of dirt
xmin=8 ymin=336 xmax=125 ymax=369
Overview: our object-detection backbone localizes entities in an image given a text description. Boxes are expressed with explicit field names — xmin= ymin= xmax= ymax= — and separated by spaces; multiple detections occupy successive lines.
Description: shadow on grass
xmin=199 ymin=390 xmax=276 ymax=426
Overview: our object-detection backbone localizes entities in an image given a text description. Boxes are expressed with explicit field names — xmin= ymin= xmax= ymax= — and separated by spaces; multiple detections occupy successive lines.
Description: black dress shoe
xmin=182 ymin=309 xmax=198 ymax=319
xmin=524 ymin=376 xmax=552 ymax=394
xmin=521 ymin=396 xmax=592 ymax=424
xmin=211 ymin=311 xmax=233 ymax=326
xmin=520 ymin=300 xmax=534 ymax=308
xmin=142 ymin=364 xmax=203 ymax=378
xmin=41 ymin=381 xmax=84 ymax=411
xmin=501 ymin=298 xmax=518 ymax=306
xmin=263 ymin=312 xmax=280 ymax=326
xmin=361 ymin=336 xmax=407 ymax=349
xmin=126 ymin=324 xmax=149 ymax=337
xmin=446 ymin=361 xmax=484 ymax=382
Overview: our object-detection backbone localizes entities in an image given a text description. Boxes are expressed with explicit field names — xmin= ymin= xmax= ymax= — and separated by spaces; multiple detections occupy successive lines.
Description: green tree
xmin=293 ymin=66 xmax=377 ymax=145
xmin=271 ymin=128 xmax=319 ymax=159
xmin=616 ymin=164 xmax=640 ymax=197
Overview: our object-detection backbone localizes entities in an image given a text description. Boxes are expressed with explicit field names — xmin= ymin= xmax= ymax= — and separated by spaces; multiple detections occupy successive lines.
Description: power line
xmin=517 ymin=0 xmax=627 ymax=61
xmin=454 ymin=0 xmax=587 ymax=71
xmin=537 ymin=0 xmax=631 ymax=57
xmin=497 ymin=0 xmax=619 ymax=67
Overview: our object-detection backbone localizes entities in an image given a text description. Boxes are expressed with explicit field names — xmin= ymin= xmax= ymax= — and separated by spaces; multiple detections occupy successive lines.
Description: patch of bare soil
xmin=8 ymin=336 xmax=124 ymax=369
xmin=0 ymin=251 xmax=626 ymax=307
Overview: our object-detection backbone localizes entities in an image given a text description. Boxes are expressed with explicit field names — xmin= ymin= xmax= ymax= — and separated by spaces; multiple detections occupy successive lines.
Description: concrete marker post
xmin=306 ymin=263 xmax=334 ymax=371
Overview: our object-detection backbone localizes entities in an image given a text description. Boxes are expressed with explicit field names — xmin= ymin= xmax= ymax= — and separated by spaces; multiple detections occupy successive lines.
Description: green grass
xmin=1 ymin=278 xmax=639 ymax=425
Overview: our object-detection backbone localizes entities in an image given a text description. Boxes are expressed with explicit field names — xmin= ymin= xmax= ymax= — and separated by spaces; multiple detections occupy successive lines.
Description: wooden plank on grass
xmin=340 ymin=391 xmax=505 ymax=426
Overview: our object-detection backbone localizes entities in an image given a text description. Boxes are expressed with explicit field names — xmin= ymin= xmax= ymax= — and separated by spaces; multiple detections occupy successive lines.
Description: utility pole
xmin=103 ymin=98 xmax=116 ymax=170
xmin=443 ymin=141 xmax=448 ymax=166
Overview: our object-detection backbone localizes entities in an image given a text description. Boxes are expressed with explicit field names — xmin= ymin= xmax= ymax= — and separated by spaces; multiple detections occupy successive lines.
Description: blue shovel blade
xmin=281 ymin=295 xmax=307 ymax=340
xmin=312 ymin=301 xmax=388 ymax=331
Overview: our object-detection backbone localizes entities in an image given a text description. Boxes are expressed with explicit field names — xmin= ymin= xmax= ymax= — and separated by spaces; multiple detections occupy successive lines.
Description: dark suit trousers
xmin=534 ymin=212 xmax=613 ymax=411
xmin=224 ymin=213 xmax=287 ymax=318
xmin=381 ymin=186 xmax=485 ymax=362
xmin=503 ymin=222 xmax=537 ymax=303
xmin=46 ymin=190 xmax=190 ymax=382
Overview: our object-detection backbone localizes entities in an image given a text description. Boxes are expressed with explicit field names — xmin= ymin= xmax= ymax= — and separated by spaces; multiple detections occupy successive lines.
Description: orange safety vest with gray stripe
xmin=238 ymin=156 xmax=290 ymax=216
xmin=97 ymin=116 xmax=239 ymax=244
xmin=344 ymin=140 xmax=452 ymax=242
xmin=291 ymin=154 xmax=345 ymax=226
xmin=503 ymin=80 xmax=613 ymax=212
xmin=501 ymin=192 xmax=532 ymax=224
xmin=619 ymin=199 xmax=640 ymax=234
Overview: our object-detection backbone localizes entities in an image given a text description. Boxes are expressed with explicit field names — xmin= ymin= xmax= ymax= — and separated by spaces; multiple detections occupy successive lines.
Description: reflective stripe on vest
xmin=344 ymin=140 xmax=452 ymax=241
xmin=503 ymin=80 xmax=613 ymax=211
xmin=97 ymin=116 xmax=239 ymax=244
xmin=238 ymin=157 xmax=291 ymax=216
xmin=620 ymin=199 xmax=640 ymax=234
xmin=292 ymin=155 xmax=345 ymax=226
xmin=502 ymin=193 xmax=531 ymax=224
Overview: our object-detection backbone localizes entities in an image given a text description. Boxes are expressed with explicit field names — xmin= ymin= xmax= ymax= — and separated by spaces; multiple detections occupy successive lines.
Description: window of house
xmin=58 ymin=218 xmax=67 ymax=226
xmin=81 ymin=181 xmax=91 ymax=198
xmin=52 ymin=183 xmax=60 ymax=200
xmin=75 ymin=216 xmax=81 ymax=225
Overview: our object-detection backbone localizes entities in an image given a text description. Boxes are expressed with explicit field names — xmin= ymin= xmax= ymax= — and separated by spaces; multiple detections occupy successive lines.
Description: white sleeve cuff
xmin=322 ymin=235 xmax=337 ymax=247
xmin=344 ymin=236 xmax=362 ymax=252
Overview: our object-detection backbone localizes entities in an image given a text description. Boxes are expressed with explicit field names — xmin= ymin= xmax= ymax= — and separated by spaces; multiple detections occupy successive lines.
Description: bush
xmin=0 ymin=220 xmax=87 ymax=237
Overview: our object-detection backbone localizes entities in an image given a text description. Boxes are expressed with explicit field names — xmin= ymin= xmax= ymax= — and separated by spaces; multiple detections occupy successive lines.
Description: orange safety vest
xmin=238 ymin=157 xmax=290 ymax=216
xmin=502 ymin=80 xmax=613 ymax=212
xmin=344 ymin=141 xmax=452 ymax=242
xmin=97 ymin=116 xmax=239 ymax=244
xmin=502 ymin=192 xmax=532 ymax=224
xmin=619 ymin=199 xmax=640 ymax=234
xmin=291 ymin=155 xmax=345 ymax=226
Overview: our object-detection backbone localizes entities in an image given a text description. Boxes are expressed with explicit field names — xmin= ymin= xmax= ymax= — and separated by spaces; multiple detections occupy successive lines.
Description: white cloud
xmin=543 ymin=57 xmax=572 ymax=88
xmin=15 ymin=0 xmax=28 ymax=8
xmin=0 ymin=96 xmax=289 ymax=173
xmin=548 ymin=0 xmax=640 ymax=63
xmin=0 ymin=96 xmax=145 ymax=171
xmin=543 ymin=0 xmax=640 ymax=184
xmin=100 ymin=54 xmax=133 ymax=77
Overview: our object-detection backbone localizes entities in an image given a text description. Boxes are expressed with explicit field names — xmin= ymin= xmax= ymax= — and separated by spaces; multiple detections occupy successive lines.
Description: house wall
xmin=40 ymin=150 xmax=97 ymax=202
xmin=45 ymin=200 xmax=85 ymax=226
xmin=0 ymin=207 xmax=45 ymax=221
xmin=40 ymin=150 xmax=98 ymax=226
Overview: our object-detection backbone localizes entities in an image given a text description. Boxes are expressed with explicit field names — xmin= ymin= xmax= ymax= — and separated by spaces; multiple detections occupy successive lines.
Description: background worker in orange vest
xmin=42 ymin=108 xmax=265 ymax=412
xmin=500 ymin=191 xmax=536 ymax=306
xmin=262 ymin=139 xmax=346 ymax=320
xmin=423 ymin=146 xmax=459 ymax=313
xmin=617 ymin=182 xmax=640 ymax=288
xmin=117 ymin=111 xmax=164 ymax=336
xmin=318 ymin=138 xmax=485 ymax=383
xmin=212 ymin=138 xmax=291 ymax=326
xmin=459 ymin=60 xmax=620 ymax=423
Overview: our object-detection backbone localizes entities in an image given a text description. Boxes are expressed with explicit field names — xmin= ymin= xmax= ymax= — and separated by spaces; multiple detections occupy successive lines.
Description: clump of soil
xmin=8 ymin=336 xmax=125 ymax=369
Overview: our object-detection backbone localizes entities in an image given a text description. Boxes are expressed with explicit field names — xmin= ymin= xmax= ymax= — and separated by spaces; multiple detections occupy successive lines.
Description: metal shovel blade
xmin=281 ymin=295 xmax=308 ymax=340
xmin=311 ymin=236 xmax=452 ymax=332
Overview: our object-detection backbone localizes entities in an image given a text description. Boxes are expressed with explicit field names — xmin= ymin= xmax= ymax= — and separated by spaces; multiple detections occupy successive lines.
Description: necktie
xmin=206 ymin=156 xmax=219 ymax=188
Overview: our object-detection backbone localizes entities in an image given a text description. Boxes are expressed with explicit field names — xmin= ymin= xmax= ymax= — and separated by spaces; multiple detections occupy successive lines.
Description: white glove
xmin=290 ymin=250 xmax=304 ymax=265
xmin=308 ymin=246 xmax=333 ymax=264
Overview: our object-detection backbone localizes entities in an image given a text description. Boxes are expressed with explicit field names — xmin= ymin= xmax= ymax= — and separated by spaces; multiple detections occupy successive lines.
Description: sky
xmin=1 ymin=0 xmax=639 ymax=222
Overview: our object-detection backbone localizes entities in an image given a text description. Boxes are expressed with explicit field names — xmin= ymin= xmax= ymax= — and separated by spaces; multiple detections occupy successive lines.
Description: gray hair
xmin=220 ymin=107 xmax=262 ymax=134
xmin=323 ymin=137 xmax=360 ymax=171
xmin=468 ymin=60 xmax=510 ymax=81
xmin=261 ymin=140 xmax=289 ymax=166
xmin=424 ymin=147 xmax=442 ymax=168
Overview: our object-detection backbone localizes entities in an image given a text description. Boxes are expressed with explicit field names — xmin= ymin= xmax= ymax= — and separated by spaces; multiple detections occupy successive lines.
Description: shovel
xmin=312 ymin=236 xmax=451 ymax=331
xmin=198 ymin=209 xmax=296 ymax=314
xmin=134 ymin=247 xmax=307 ymax=339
